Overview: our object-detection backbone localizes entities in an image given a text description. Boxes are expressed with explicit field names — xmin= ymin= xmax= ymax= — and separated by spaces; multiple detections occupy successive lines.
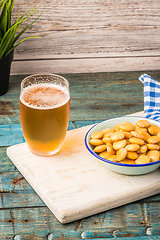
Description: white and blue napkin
xmin=139 ymin=74 xmax=160 ymax=121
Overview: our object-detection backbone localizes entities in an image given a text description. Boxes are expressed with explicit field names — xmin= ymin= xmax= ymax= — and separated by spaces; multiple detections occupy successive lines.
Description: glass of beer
xmin=19 ymin=74 xmax=70 ymax=156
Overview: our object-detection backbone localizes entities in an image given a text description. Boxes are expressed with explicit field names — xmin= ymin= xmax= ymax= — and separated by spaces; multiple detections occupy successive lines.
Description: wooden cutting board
xmin=7 ymin=113 xmax=160 ymax=224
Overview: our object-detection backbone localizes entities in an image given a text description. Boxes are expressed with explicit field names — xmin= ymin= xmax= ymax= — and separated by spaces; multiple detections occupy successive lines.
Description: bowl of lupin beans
xmin=85 ymin=116 xmax=160 ymax=175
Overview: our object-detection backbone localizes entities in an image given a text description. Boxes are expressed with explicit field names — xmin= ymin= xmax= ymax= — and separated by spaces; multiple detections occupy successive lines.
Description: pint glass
xmin=19 ymin=74 xmax=70 ymax=156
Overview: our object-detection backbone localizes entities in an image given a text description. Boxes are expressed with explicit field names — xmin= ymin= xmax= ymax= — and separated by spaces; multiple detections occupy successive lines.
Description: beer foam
xmin=20 ymin=83 xmax=70 ymax=109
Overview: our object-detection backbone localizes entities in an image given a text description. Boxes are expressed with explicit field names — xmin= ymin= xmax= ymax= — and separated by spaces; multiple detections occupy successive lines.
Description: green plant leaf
xmin=0 ymin=8 xmax=20 ymax=57
xmin=0 ymin=0 xmax=43 ymax=58
xmin=6 ymin=36 xmax=41 ymax=56
xmin=13 ymin=10 xmax=43 ymax=46
xmin=0 ymin=0 xmax=5 ymax=11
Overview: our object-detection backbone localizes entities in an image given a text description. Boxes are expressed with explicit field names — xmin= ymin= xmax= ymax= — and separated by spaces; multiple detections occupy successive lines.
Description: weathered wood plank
xmin=68 ymin=72 xmax=144 ymax=121
xmin=0 ymin=207 xmax=81 ymax=239
xmin=1 ymin=70 xmax=160 ymax=124
xmin=0 ymin=210 xmax=14 ymax=240
xmin=0 ymin=125 xmax=24 ymax=146
xmin=1 ymin=72 xmax=160 ymax=239
xmin=11 ymin=56 xmax=160 ymax=75
xmin=9 ymin=0 xmax=160 ymax=73
xmin=81 ymin=203 xmax=160 ymax=229
xmin=12 ymin=0 xmax=160 ymax=58
xmin=0 ymin=147 xmax=16 ymax=173
xmin=0 ymin=203 xmax=160 ymax=239
xmin=0 ymin=171 xmax=45 ymax=208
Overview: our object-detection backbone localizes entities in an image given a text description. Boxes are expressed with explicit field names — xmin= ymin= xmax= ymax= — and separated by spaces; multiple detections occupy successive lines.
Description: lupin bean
xmin=148 ymin=124 xmax=160 ymax=135
xmin=91 ymin=131 xmax=104 ymax=139
xmin=129 ymin=137 xmax=144 ymax=145
xmin=103 ymin=137 xmax=113 ymax=144
xmin=136 ymin=120 xmax=150 ymax=128
xmin=89 ymin=138 xmax=103 ymax=146
xmin=116 ymin=148 xmax=127 ymax=161
xmin=120 ymin=159 xmax=136 ymax=164
xmin=127 ymin=151 xmax=138 ymax=160
xmin=119 ymin=122 xmax=135 ymax=132
xmin=125 ymin=144 xmax=140 ymax=152
xmin=103 ymin=129 xmax=115 ymax=138
xmin=101 ymin=128 xmax=110 ymax=134
xmin=135 ymin=155 xmax=150 ymax=164
xmin=146 ymin=144 xmax=159 ymax=150
xmin=113 ymin=139 xmax=127 ymax=150
xmin=122 ymin=131 xmax=133 ymax=139
xmin=106 ymin=142 xmax=115 ymax=155
xmin=108 ymin=155 xmax=117 ymax=161
xmin=130 ymin=131 xmax=144 ymax=139
xmin=110 ymin=131 xmax=125 ymax=142
xmin=99 ymin=151 xmax=111 ymax=159
xmin=89 ymin=119 xmax=160 ymax=166
xmin=147 ymin=150 xmax=160 ymax=162
xmin=147 ymin=136 xmax=160 ymax=144
xmin=94 ymin=145 xmax=107 ymax=153
xmin=136 ymin=129 xmax=151 ymax=142
xmin=138 ymin=145 xmax=148 ymax=154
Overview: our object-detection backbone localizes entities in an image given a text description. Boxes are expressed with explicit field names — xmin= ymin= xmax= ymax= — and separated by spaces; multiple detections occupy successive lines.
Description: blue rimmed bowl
xmin=85 ymin=116 xmax=160 ymax=175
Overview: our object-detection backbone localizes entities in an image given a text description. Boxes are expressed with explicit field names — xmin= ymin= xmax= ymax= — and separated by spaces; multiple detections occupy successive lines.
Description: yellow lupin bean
xmin=134 ymin=123 xmax=140 ymax=129
xmin=147 ymin=136 xmax=160 ymax=144
xmin=138 ymin=153 xmax=146 ymax=157
xmin=120 ymin=159 xmax=136 ymax=164
xmin=114 ymin=125 xmax=121 ymax=132
xmin=147 ymin=150 xmax=160 ymax=162
xmin=125 ymin=139 xmax=130 ymax=145
xmin=122 ymin=131 xmax=133 ymax=139
xmin=113 ymin=139 xmax=127 ymax=150
xmin=110 ymin=131 xmax=125 ymax=142
xmin=101 ymin=128 xmax=110 ymax=134
xmin=148 ymin=124 xmax=160 ymax=135
xmin=91 ymin=131 xmax=104 ymax=139
xmin=146 ymin=144 xmax=159 ymax=150
xmin=103 ymin=129 xmax=115 ymax=138
xmin=137 ymin=145 xmax=148 ymax=154
xmin=116 ymin=148 xmax=127 ymax=161
xmin=94 ymin=145 xmax=107 ymax=153
xmin=136 ymin=129 xmax=151 ymax=142
xmin=129 ymin=137 xmax=144 ymax=145
xmin=127 ymin=151 xmax=138 ymax=160
xmin=125 ymin=144 xmax=140 ymax=152
xmin=99 ymin=151 xmax=111 ymax=159
xmin=130 ymin=131 xmax=144 ymax=139
xmin=135 ymin=155 xmax=150 ymax=164
xmin=89 ymin=120 xmax=160 ymax=165
xmin=108 ymin=155 xmax=117 ymax=161
xmin=103 ymin=137 xmax=112 ymax=144
xmin=136 ymin=120 xmax=150 ymax=128
xmin=106 ymin=142 xmax=115 ymax=155
xmin=125 ymin=121 xmax=135 ymax=129
xmin=135 ymin=127 xmax=147 ymax=132
xmin=119 ymin=122 xmax=135 ymax=132
xmin=89 ymin=138 xmax=103 ymax=146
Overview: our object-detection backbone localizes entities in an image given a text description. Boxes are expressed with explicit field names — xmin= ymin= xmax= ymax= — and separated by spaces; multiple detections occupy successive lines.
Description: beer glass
xmin=19 ymin=74 xmax=70 ymax=156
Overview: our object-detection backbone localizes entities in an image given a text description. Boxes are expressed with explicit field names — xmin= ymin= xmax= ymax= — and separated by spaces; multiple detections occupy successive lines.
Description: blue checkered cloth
xmin=139 ymin=74 xmax=160 ymax=121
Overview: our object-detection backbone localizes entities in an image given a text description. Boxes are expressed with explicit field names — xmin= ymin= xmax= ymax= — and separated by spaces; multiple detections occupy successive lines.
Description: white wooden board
xmin=7 ymin=112 xmax=160 ymax=224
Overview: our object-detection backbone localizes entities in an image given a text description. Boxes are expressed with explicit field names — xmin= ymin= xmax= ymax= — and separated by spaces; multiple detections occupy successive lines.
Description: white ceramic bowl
xmin=85 ymin=116 xmax=160 ymax=175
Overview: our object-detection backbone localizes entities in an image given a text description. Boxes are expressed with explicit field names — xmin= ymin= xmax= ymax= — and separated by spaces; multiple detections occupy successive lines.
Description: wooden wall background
xmin=11 ymin=0 xmax=160 ymax=74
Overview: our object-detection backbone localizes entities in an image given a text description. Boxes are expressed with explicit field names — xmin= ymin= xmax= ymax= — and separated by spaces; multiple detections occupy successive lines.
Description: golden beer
xmin=19 ymin=74 xmax=70 ymax=156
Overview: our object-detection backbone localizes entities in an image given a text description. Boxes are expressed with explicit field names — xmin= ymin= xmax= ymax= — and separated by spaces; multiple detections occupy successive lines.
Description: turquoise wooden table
xmin=1 ymin=71 xmax=160 ymax=239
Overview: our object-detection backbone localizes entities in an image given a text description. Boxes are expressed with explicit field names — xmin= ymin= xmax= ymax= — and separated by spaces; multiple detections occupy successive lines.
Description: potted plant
xmin=0 ymin=0 xmax=42 ymax=96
